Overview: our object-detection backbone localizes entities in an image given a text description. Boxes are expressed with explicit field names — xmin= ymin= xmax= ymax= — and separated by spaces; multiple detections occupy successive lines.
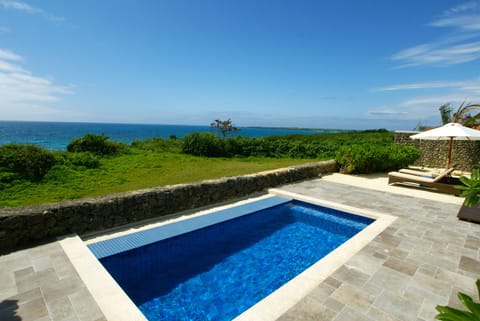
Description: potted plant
xmin=456 ymin=166 xmax=480 ymax=223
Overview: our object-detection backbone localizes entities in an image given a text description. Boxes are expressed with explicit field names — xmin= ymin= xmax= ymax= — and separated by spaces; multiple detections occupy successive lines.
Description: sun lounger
xmin=388 ymin=168 xmax=459 ymax=195
xmin=398 ymin=168 xmax=439 ymax=177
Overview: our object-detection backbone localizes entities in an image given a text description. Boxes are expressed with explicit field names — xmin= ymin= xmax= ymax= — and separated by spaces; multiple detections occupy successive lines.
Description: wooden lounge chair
xmin=388 ymin=167 xmax=460 ymax=195
xmin=398 ymin=168 xmax=439 ymax=177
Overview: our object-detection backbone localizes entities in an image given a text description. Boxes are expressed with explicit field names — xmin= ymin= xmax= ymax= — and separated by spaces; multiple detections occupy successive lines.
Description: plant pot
xmin=457 ymin=201 xmax=480 ymax=224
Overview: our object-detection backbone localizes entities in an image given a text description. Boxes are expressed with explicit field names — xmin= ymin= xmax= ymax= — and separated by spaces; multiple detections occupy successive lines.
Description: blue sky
xmin=1 ymin=0 xmax=480 ymax=130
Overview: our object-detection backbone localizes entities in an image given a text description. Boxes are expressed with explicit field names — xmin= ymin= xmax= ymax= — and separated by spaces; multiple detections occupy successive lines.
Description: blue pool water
xmin=92 ymin=199 xmax=373 ymax=321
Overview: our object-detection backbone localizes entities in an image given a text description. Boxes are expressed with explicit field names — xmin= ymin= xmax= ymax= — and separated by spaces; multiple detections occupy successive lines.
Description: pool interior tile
xmin=60 ymin=193 xmax=396 ymax=321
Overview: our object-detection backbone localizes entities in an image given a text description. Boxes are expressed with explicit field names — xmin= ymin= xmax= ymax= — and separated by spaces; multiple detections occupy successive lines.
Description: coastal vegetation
xmin=0 ymin=130 xmax=420 ymax=208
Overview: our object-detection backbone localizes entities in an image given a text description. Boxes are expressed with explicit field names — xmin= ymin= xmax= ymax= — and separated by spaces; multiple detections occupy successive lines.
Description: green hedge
xmin=182 ymin=132 xmax=225 ymax=157
xmin=335 ymin=144 xmax=421 ymax=174
xmin=0 ymin=144 xmax=56 ymax=181
xmin=67 ymin=134 xmax=125 ymax=155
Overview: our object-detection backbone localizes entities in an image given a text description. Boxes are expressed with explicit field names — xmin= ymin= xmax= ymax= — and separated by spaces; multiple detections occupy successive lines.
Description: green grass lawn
xmin=0 ymin=151 xmax=314 ymax=208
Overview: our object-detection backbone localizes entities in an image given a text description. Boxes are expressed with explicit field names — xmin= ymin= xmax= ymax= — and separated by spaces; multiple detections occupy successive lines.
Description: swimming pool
xmin=87 ymin=196 xmax=375 ymax=321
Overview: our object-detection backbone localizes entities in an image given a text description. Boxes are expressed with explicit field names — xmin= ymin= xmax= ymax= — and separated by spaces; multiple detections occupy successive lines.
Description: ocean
xmin=0 ymin=121 xmax=336 ymax=150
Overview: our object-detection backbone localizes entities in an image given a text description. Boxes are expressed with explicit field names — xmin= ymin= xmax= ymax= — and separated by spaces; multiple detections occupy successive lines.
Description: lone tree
xmin=210 ymin=118 xmax=239 ymax=138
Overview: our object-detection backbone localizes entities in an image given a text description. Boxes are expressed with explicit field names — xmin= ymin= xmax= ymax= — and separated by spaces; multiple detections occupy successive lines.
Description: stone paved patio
xmin=1 ymin=174 xmax=479 ymax=321
xmin=277 ymin=176 xmax=480 ymax=321
xmin=0 ymin=242 xmax=105 ymax=321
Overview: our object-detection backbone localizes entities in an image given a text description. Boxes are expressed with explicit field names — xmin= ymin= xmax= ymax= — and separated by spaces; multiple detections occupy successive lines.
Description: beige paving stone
xmin=459 ymin=255 xmax=480 ymax=274
xmin=464 ymin=235 xmax=480 ymax=250
xmin=418 ymin=299 xmax=441 ymax=321
xmin=51 ymin=253 xmax=77 ymax=280
xmin=364 ymin=266 xmax=410 ymax=295
xmin=373 ymin=291 xmax=421 ymax=321
xmin=8 ymin=288 xmax=43 ymax=305
xmin=322 ymin=297 xmax=344 ymax=312
xmin=345 ymin=252 xmax=384 ymax=276
xmin=16 ymin=268 xmax=59 ymax=294
xmin=329 ymin=265 xmax=370 ymax=288
xmin=69 ymin=288 xmax=104 ymax=321
xmin=333 ymin=307 xmax=371 ymax=321
xmin=32 ymin=256 xmax=55 ymax=273
xmin=408 ymin=251 xmax=457 ymax=272
xmin=276 ymin=297 xmax=336 ymax=321
xmin=412 ymin=271 xmax=452 ymax=298
xmin=330 ymin=284 xmax=375 ymax=310
xmin=41 ymin=276 xmax=85 ymax=303
xmin=323 ymin=276 xmax=341 ymax=289
xmin=308 ymin=283 xmax=335 ymax=303
xmin=46 ymin=296 xmax=76 ymax=321
xmin=16 ymin=297 xmax=49 ymax=321
xmin=367 ymin=306 xmax=403 ymax=321
xmin=382 ymin=257 xmax=418 ymax=276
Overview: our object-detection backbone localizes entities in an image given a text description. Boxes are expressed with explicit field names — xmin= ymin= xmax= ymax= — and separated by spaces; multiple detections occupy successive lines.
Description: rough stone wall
xmin=395 ymin=131 xmax=480 ymax=171
xmin=0 ymin=160 xmax=337 ymax=253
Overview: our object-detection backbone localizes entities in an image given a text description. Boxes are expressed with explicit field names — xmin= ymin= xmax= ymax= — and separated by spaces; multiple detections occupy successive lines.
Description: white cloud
xmin=368 ymin=108 xmax=407 ymax=116
xmin=375 ymin=81 xmax=467 ymax=91
xmin=370 ymin=77 xmax=480 ymax=122
xmin=0 ymin=48 xmax=22 ymax=61
xmin=0 ymin=48 xmax=74 ymax=119
xmin=392 ymin=1 xmax=480 ymax=67
xmin=0 ymin=0 xmax=64 ymax=22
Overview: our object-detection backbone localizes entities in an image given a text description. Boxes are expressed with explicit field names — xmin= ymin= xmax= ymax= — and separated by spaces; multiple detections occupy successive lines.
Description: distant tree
xmin=439 ymin=103 xmax=453 ymax=124
xmin=210 ymin=119 xmax=239 ymax=139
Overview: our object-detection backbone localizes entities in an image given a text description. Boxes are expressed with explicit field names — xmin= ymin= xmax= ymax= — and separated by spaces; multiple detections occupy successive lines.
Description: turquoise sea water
xmin=0 ymin=121 xmax=336 ymax=150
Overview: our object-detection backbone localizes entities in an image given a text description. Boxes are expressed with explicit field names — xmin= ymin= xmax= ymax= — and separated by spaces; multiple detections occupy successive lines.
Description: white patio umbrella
xmin=410 ymin=122 xmax=480 ymax=168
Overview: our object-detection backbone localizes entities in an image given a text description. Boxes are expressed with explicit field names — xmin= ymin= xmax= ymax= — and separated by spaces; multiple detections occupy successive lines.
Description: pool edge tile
xmin=59 ymin=235 xmax=148 ymax=321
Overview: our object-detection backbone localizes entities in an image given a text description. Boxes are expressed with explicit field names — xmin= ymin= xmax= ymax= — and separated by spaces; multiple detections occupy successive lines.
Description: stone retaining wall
xmin=395 ymin=131 xmax=480 ymax=171
xmin=0 ymin=160 xmax=337 ymax=253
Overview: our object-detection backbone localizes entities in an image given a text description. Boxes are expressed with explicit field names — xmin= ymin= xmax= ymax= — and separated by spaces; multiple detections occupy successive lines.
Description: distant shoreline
xmin=0 ymin=121 xmax=340 ymax=150
xmin=1 ymin=120 xmax=342 ymax=132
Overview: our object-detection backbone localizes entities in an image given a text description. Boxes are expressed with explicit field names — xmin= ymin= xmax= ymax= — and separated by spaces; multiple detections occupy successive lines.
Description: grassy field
xmin=0 ymin=151 xmax=313 ymax=208
xmin=0 ymin=130 xmax=413 ymax=208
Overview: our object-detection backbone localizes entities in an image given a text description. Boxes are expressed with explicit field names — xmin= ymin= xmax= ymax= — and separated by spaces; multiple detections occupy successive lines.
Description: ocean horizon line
xmin=0 ymin=120 xmax=344 ymax=132
xmin=0 ymin=121 xmax=342 ymax=150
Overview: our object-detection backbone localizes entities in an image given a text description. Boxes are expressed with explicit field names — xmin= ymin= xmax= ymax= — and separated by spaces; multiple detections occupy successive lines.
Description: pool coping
xmin=60 ymin=192 xmax=397 ymax=321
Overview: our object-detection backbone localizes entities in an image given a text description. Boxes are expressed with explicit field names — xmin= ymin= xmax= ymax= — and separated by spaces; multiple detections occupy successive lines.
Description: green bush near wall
xmin=335 ymin=144 xmax=421 ymax=174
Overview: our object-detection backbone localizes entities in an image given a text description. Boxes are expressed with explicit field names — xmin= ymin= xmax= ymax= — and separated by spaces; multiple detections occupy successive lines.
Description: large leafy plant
xmin=455 ymin=168 xmax=480 ymax=207
xmin=435 ymin=279 xmax=480 ymax=321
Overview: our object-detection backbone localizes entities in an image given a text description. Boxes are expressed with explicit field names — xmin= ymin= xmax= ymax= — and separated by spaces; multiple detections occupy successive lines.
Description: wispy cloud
xmin=375 ymin=80 xmax=468 ymax=91
xmin=370 ymin=77 xmax=480 ymax=122
xmin=368 ymin=108 xmax=408 ymax=116
xmin=0 ymin=0 xmax=65 ymax=22
xmin=0 ymin=48 xmax=73 ymax=119
xmin=392 ymin=1 xmax=480 ymax=67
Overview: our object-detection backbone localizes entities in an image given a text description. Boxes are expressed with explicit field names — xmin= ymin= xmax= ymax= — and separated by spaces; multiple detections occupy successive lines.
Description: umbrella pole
xmin=446 ymin=137 xmax=453 ymax=168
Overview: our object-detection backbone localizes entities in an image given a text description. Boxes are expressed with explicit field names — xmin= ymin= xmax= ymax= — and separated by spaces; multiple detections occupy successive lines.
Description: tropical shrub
xmin=182 ymin=132 xmax=225 ymax=157
xmin=131 ymin=137 xmax=181 ymax=153
xmin=0 ymin=144 xmax=56 ymax=181
xmin=455 ymin=167 xmax=480 ymax=207
xmin=67 ymin=134 xmax=124 ymax=155
xmin=435 ymin=279 xmax=480 ymax=321
xmin=65 ymin=152 xmax=100 ymax=169
xmin=335 ymin=144 xmax=421 ymax=174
